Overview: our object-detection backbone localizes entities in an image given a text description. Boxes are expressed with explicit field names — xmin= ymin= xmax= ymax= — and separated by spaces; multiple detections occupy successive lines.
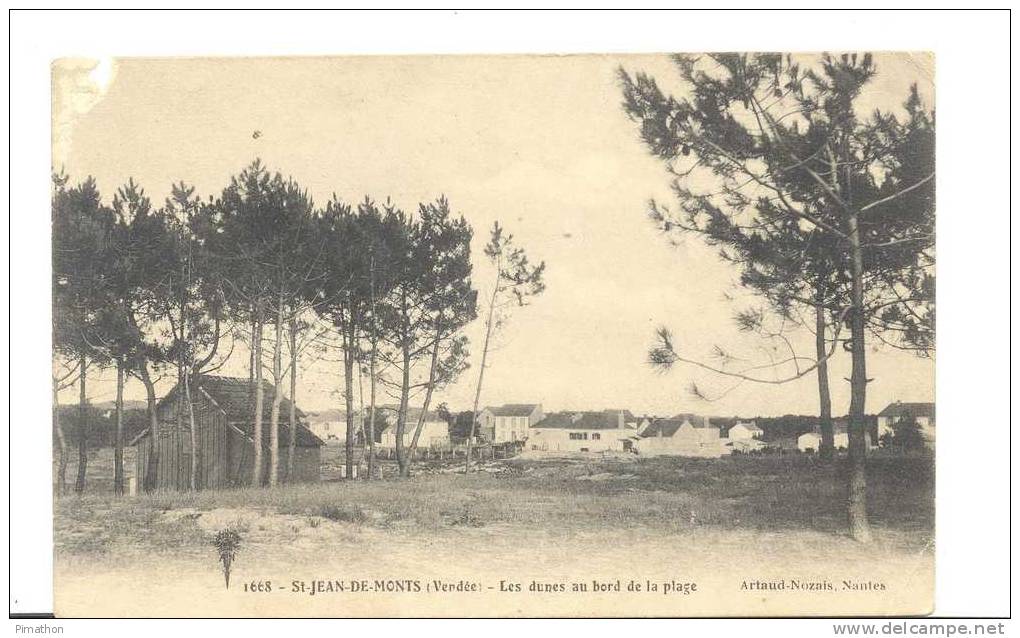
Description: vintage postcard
xmin=50 ymin=51 xmax=935 ymax=617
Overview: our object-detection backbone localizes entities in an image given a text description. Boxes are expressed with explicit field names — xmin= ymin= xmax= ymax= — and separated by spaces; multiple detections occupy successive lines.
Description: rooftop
xmin=877 ymin=402 xmax=935 ymax=418
xmin=139 ymin=376 xmax=321 ymax=447
xmin=532 ymin=410 xmax=632 ymax=430
xmin=734 ymin=421 xmax=763 ymax=433
xmin=640 ymin=416 xmax=715 ymax=438
xmin=230 ymin=421 xmax=323 ymax=447
xmin=488 ymin=403 xmax=541 ymax=417
xmin=159 ymin=375 xmax=306 ymax=422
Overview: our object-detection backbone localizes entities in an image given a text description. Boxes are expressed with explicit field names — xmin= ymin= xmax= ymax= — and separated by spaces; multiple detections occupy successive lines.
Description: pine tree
xmin=52 ymin=174 xmax=115 ymax=494
xmin=464 ymin=222 xmax=545 ymax=472
xmin=620 ymin=53 xmax=935 ymax=542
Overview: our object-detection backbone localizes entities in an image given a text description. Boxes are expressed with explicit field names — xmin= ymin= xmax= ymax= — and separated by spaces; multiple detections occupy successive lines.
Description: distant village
xmin=302 ymin=396 xmax=936 ymax=457
xmin=63 ymin=375 xmax=935 ymax=493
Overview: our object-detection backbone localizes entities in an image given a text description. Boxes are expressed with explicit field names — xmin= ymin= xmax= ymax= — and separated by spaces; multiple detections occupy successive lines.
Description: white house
xmin=636 ymin=416 xmax=724 ymax=458
xmin=375 ymin=406 xmax=451 ymax=448
xmin=528 ymin=410 xmax=639 ymax=453
xmin=876 ymin=401 xmax=935 ymax=445
xmin=305 ymin=409 xmax=348 ymax=442
xmin=728 ymin=421 xmax=763 ymax=441
xmin=797 ymin=431 xmax=856 ymax=452
xmin=797 ymin=427 xmax=873 ymax=453
xmin=478 ymin=404 xmax=544 ymax=444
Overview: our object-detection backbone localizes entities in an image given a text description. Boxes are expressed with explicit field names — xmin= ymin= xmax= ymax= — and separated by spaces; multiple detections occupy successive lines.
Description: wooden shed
xmin=129 ymin=375 xmax=324 ymax=491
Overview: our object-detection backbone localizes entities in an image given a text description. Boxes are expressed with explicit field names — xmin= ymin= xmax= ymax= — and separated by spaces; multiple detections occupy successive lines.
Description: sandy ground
xmin=53 ymin=452 xmax=935 ymax=617
xmin=55 ymin=504 xmax=933 ymax=617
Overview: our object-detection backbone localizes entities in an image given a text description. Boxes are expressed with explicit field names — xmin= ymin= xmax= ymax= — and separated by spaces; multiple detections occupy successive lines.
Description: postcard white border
xmin=7 ymin=6 xmax=1013 ymax=630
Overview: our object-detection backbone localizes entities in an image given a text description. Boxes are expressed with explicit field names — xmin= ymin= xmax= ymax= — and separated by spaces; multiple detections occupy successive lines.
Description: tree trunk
xmin=356 ymin=351 xmax=367 ymax=447
xmin=74 ymin=354 xmax=88 ymax=494
xmin=269 ymin=295 xmax=284 ymax=488
xmin=287 ymin=319 xmax=298 ymax=482
xmin=465 ymin=271 xmax=501 ymax=473
xmin=52 ymin=376 xmax=69 ymax=496
xmin=366 ymin=337 xmax=378 ymax=480
xmin=366 ymin=256 xmax=379 ymax=480
xmin=405 ymin=327 xmax=442 ymax=477
xmin=114 ymin=360 xmax=125 ymax=495
xmin=139 ymin=364 xmax=160 ymax=493
xmin=252 ymin=314 xmax=265 ymax=488
xmin=846 ymin=211 xmax=873 ymax=543
xmin=176 ymin=285 xmax=187 ymax=490
xmin=174 ymin=388 xmax=184 ymax=490
xmin=248 ymin=315 xmax=256 ymax=408
xmin=343 ymin=323 xmax=357 ymax=481
xmin=815 ymin=301 xmax=835 ymax=461
xmin=185 ymin=368 xmax=198 ymax=490
xmin=394 ymin=338 xmax=412 ymax=476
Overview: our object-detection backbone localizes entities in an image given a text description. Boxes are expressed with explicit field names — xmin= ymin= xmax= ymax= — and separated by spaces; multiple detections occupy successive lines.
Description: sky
xmin=52 ymin=52 xmax=935 ymax=417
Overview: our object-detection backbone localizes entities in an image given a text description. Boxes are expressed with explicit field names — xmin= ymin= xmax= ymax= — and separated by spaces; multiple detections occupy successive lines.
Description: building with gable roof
xmin=129 ymin=375 xmax=323 ymax=490
xmin=636 ymin=415 xmax=723 ymax=458
xmin=477 ymin=403 xmax=544 ymax=444
xmin=876 ymin=401 xmax=935 ymax=445
xmin=528 ymin=409 xmax=639 ymax=453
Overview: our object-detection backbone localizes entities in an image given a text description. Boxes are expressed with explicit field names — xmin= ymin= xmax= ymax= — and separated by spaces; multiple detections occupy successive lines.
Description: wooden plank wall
xmin=136 ymin=401 xmax=321 ymax=490
xmin=137 ymin=391 xmax=231 ymax=491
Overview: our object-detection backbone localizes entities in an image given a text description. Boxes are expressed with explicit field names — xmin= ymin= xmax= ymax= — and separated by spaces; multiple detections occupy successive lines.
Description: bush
xmin=889 ymin=414 xmax=926 ymax=450
xmin=319 ymin=503 xmax=367 ymax=524
xmin=213 ymin=529 xmax=242 ymax=589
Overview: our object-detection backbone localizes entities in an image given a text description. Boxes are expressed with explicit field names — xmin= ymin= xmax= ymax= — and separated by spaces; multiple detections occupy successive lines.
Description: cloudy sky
xmin=53 ymin=52 xmax=934 ymax=417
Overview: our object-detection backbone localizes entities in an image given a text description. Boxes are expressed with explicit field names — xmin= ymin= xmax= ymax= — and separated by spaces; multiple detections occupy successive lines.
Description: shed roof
xmin=158 ymin=375 xmax=306 ymax=422
xmin=134 ymin=376 xmax=322 ymax=447
xmin=229 ymin=421 xmax=323 ymax=447
xmin=877 ymin=402 xmax=935 ymax=418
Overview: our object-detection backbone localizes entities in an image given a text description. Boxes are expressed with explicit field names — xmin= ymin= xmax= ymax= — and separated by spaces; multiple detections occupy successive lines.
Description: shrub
xmin=889 ymin=414 xmax=926 ymax=450
xmin=212 ymin=529 xmax=242 ymax=589
xmin=319 ymin=503 xmax=367 ymax=524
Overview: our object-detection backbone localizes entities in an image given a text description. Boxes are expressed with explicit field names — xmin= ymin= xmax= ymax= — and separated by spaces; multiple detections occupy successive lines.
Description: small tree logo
xmin=213 ymin=529 xmax=242 ymax=589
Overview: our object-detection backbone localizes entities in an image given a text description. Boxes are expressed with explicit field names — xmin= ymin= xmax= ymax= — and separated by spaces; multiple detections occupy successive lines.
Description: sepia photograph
xmin=46 ymin=49 xmax=937 ymax=618
xmin=5 ymin=6 xmax=1011 ymax=628
xmin=7 ymin=8 xmax=1012 ymax=628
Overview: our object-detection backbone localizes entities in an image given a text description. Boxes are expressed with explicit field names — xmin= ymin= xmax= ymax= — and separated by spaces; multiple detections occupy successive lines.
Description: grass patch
xmin=447 ymin=505 xmax=486 ymax=528
xmin=318 ymin=503 xmax=367 ymax=524
xmin=54 ymin=451 xmax=934 ymax=561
